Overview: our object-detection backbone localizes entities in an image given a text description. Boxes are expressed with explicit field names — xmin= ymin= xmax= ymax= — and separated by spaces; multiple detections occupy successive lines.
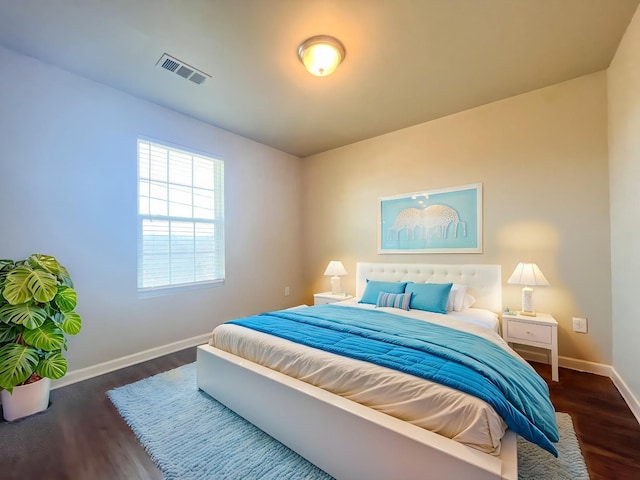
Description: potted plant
xmin=0 ymin=254 xmax=82 ymax=421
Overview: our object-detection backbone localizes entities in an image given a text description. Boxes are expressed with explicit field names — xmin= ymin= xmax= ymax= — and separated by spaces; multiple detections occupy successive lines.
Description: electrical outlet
xmin=572 ymin=317 xmax=588 ymax=333
xmin=284 ymin=286 xmax=290 ymax=296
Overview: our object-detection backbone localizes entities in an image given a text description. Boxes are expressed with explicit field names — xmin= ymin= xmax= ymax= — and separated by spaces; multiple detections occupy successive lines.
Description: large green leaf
xmin=28 ymin=254 xmax=73 ymax=287
xmin=2 ymin=265 xmax=33 ymax=304
xmin=55 ymin=286 xmax=77 ymax=313
xmin=26 ymin=268 xmax=58 ymax=303
xmin=60 ymin=311 xmax=82 ymax=335
xmin=27 ymin=254 xmax=61 ymax=275
xmin=0 ymin=302 xmax=47 ymax=329
xmin=36 ymin=351 xmax=67 ymax=379
xmin=0 ymin=323 xmax=19 ymax=343
xmin=22 ymin=320 xmax=65 ymax=351
xmin=3 ymin=265 xmax=58 ymax=305
xmin=0 ymin=343 xmax=39 ymax=392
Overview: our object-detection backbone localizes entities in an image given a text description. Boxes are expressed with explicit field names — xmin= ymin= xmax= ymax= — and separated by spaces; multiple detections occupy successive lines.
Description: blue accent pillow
xmin=376 ymin=291 xmax=412 ymax=310
xmin=405 ymin=282 xmax=453 ymax=314
xmin=359 ymin=280 xmax=407 ymax=304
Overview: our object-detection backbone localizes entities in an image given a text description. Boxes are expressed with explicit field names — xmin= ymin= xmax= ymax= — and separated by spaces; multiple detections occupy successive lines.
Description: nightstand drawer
xmin=508 ymin=321 xmax=552 ymax=344
xmin=314 ymin=297 xmax=333 ymax=305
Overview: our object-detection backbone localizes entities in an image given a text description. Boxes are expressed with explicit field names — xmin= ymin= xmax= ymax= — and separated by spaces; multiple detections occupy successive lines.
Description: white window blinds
xmin=137 ymin=138 xmax=224 ymax=292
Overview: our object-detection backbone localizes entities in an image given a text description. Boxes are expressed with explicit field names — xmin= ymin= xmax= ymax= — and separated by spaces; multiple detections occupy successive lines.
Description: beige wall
xmin=302 ymin=72 xmax=611 ymax=364
xmin=608 ymin=6 xmax=640 ymax=405
xmin=0 ymin=46 xmax=303 ymax=371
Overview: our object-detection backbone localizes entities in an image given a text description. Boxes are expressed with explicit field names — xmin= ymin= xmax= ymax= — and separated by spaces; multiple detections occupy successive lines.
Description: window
xmin=137 ymin=138 xmax=224 ymax=292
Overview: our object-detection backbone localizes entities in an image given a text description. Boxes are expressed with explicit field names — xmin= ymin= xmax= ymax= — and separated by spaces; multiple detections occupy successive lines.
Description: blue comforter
xmin=228 ymin=304 xmax=559 ymax=455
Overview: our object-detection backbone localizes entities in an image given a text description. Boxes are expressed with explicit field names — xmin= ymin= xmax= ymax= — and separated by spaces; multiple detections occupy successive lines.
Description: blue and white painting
xmin=379 ymin=183 xmax=482 ymax=253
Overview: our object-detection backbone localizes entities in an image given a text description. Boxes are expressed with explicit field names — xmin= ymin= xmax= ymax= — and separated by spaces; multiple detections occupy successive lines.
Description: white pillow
xmin=446 ymin=284 xmax=467 ymax=312
xmin=458 ymin=294 xmax=476 ymax=311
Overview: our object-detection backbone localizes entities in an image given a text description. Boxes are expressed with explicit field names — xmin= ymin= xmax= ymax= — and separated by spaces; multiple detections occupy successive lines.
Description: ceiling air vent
xmin=156 ymin=53 xmax=211 ymax=85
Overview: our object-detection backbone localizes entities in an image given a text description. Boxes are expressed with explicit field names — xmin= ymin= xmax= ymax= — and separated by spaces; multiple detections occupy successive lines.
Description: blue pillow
xmin=359 ymin=280 xmax=407 ymax=304
xmin=405 ymin=282 xmax=453 ymax=314
xmin=376 ymin=291 xmax=412 ymax=310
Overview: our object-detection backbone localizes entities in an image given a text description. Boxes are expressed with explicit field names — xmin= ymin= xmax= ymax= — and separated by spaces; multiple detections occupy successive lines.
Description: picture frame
xmin=378 ymin=183 xmax=482 ymax=254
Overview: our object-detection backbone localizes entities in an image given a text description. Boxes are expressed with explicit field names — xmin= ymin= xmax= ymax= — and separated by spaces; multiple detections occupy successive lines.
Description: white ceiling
xmin=0 ymin=0 xmax=638 ymax=157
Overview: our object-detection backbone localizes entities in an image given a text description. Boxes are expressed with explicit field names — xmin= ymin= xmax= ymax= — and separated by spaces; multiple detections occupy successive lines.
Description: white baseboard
xmin=51 ymin=332 xmax=211 ymax=390
xmin=610 ymin=367 xmax=640 ymax=426
xmin=558 ymin=356 xmax=612 ymax=377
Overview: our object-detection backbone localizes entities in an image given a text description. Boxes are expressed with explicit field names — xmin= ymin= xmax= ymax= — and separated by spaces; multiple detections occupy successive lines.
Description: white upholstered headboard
xmin=355 ymin=262 xmax=502 ymax=313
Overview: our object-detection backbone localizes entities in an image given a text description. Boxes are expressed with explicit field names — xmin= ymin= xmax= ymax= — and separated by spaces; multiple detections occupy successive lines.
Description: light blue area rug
xmin=108 ymin=363 xmax=589 ymax=480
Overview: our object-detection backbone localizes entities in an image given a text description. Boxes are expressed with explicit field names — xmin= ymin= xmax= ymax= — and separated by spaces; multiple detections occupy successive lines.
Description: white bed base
xmin=197 ymin=262 xmax=517 ymax=479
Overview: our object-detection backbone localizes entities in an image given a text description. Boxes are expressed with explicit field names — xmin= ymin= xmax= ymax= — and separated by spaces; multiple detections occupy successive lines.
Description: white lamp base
xmin=520 ymin=287 xmax=536 ymax=316
xmin=330 ymin=276 xmax=342 ymax=295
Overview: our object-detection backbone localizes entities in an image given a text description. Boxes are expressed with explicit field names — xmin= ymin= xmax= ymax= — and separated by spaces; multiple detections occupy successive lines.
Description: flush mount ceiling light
xmin=297 ymin=35 xmax=346 ymax=77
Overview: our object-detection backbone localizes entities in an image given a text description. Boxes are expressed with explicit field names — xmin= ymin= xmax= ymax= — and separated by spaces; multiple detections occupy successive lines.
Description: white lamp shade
xmin=507 ymin=263 xmax=550 ymax=287
xmin=324 ymin=261 xmax=347 ymax=277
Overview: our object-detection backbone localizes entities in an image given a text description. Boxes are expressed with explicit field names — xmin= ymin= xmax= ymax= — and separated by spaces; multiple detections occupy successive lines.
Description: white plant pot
xmin=1 ymin=377 xmax=51 ymax=421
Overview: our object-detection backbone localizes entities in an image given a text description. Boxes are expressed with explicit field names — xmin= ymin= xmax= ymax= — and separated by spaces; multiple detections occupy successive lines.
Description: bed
xmin=196 ymin=263 xmax=557 ymax=479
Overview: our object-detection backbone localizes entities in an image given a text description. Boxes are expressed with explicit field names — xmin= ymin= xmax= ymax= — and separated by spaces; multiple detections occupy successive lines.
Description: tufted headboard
xmin=355 ymin=262 xmax=502 ymax=313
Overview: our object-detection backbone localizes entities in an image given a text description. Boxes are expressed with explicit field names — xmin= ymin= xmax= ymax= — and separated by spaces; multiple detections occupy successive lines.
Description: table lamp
xmin=324 ymin=261 xmax=347 ymax=295
xmin=507 ymin=263 xmax=550 ymax=316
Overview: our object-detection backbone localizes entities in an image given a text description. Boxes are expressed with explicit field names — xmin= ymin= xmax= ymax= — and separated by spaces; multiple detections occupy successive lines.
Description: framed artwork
xmin=378 ymin=183 xmax=482 ymax=254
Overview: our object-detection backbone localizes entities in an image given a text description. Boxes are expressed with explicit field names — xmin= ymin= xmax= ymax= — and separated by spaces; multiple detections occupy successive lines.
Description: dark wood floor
xmin=1 ymin=350 xmax=638 ymax=479
xmin=532 ymin=362 xmax=640 ymax=480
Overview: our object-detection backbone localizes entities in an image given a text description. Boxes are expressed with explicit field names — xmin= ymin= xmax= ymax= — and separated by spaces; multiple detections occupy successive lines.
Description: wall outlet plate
xmin=572 ymin=317 xmax=588 ymax=333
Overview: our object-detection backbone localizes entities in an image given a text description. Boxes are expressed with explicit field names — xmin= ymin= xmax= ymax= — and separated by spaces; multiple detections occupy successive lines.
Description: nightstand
xmin=502 ymin=312 xmax=558 ymax=382
xmin=313 ymin=292 xmax=353 ymax=305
